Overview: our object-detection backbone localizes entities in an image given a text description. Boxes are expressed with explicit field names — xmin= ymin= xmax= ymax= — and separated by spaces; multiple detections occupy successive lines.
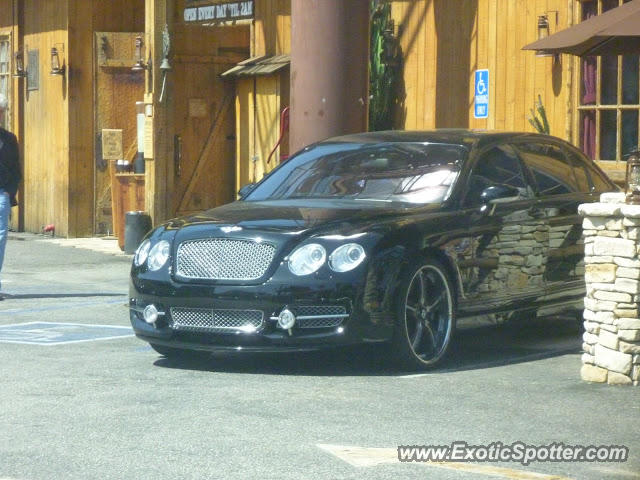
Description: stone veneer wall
xmin=579 ymin=192 xmax=640 ymax=386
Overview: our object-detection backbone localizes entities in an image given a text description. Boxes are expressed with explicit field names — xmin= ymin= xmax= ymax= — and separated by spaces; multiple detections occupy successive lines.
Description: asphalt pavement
xmin=0 ymin=232 xmax=638 ymax=480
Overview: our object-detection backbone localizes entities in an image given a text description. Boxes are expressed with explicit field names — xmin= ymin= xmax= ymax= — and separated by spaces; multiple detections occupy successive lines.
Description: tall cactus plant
xmin=369 ymin=0 xmax=400 ymax=131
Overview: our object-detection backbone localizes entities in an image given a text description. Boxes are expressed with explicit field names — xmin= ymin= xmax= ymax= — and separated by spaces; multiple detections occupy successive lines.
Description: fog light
xmin=277 ymin=308 xmax=296 ymax=329
xmin=143 ymin=304 xmax=159 ymax=324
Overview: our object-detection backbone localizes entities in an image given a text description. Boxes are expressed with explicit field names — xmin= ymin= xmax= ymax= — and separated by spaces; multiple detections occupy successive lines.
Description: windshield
xmin=245 ymin=142 xmax=466 ymax=205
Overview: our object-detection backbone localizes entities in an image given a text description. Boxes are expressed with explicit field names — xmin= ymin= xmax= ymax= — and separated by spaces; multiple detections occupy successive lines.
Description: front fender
xmin=362 ymin=245 xmax=415 ymax=329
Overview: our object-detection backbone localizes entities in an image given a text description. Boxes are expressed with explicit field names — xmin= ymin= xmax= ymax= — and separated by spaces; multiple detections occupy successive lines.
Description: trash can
xmin=124 ymin=211 xmax=152 ymax=254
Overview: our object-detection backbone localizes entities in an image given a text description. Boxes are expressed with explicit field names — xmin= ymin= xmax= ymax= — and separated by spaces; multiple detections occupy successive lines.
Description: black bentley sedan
xmin=129 ymin=130 xmax=616 ymax=369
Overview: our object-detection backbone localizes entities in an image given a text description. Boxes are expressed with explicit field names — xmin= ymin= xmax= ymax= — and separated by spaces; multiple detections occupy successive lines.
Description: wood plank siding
xmin=390 ymin=0 xmax=572 ymax=138
xmin=254 ymin=0 xmax=290 ymax=57
xmin=8 ymin=0 xmax=143 ymax=237
xmin=21 ymin=0 xmax=70 ymax=235
xmin=235 ymin=0 xmax=290 ymax=192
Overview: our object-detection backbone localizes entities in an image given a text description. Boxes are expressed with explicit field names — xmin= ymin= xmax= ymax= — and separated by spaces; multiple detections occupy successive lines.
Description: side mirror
xmin=238 ymin=183 xmax=256 ymax=199
xmin=480 ymin=185 xmax=520 ymax=204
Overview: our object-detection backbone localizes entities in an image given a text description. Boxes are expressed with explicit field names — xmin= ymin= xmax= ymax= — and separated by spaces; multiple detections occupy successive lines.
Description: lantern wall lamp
xmin=50 ymin=44 xmax=65 ymax=76
xmin=536 ymin=11 xmax=559 ymax=57
xmin=13 ymin=50 xmax=27 ymax=78
xmin=626 ymin=150 xmax=640 ymax=205
xmin=132 ymin=35 xmax=149 ymax=71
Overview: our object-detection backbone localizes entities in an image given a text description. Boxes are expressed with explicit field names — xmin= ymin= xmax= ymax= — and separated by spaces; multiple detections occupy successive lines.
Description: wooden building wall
xmin=253 ymin=0 xmax=290 ymax=57
xmin=21 ymin=0 xmax=70 ymax=235
xmin=235 ymin=0 xmax=290 ymax=192
xmin=0 ymin=2 xmax=22 ymax=230
xmin=11 ymin=0 xmax=143 ymax=238
xmin=391 ymin=0 xmax=573 ymax=139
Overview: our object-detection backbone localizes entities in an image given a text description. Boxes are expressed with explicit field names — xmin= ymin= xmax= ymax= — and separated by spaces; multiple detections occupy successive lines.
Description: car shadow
xmin=436 ymin=314 xmax=582 ymax=374
xmin=152 ymin=315 xmax=583 ymax=376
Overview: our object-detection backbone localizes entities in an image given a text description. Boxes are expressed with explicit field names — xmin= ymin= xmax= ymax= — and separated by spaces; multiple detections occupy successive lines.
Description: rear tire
xmin=391 ymin=258 xmax=455 ymax=370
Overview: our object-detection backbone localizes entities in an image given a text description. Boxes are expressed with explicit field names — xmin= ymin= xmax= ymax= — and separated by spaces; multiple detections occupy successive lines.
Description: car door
xmin=514 ymin=140 xmax=587 ymax=307
xmin=452 ymin=143 xmax=548 ymax=318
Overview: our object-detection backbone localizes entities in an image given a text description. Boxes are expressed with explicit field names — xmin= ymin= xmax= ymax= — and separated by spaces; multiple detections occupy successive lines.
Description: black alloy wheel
xmin=392 ymin=258 xmax=455 ymax=370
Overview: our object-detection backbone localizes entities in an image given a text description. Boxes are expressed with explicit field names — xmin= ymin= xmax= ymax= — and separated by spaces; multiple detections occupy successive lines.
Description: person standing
xmin=0 ymin=93 xmax=21 ymax=298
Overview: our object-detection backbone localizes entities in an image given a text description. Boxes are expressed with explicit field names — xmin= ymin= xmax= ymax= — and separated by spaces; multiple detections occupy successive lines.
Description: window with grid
xmin=578 ymin=0 xmax=638 ymax=167
xmin=0 ymin=36 xmax=10 ymax=130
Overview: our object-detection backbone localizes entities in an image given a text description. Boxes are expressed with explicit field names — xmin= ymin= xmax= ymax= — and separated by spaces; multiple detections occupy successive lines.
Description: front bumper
xmin=129 ymin=277 xmax=394 ymax=352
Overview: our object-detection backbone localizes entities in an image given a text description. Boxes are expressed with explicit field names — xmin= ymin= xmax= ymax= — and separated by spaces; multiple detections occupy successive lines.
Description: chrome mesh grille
xmin=297 ymin=317 xmax=344 ymax=328
xmin=298 ymin=306 xmax=346 ymax=317
xmin=297 ymin=305 xmax=348 ymax=329
xmin=170 ymin=307 xmax=264 ymax=333
xmin=176 ymin=238 xmax=276 ymax=280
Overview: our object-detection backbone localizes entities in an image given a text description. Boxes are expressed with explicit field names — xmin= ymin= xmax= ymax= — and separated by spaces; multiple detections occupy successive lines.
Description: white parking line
xmin=317 ymin=444 xmax=573 ymax=480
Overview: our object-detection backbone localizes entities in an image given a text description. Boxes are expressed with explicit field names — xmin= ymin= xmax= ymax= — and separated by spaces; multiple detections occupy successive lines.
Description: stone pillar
xmin=579 ymin=192 xmax=640 ymax=386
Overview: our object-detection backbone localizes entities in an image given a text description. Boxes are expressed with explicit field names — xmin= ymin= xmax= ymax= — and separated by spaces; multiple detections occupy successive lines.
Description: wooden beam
xmin=68 ymin=0 xmax=94 ymax=237
xmin=12 ymin=0 xmax=24 ymax=231
xmin=144 ymin=0 xmax=174 ymax=227
xmin=173 ymin=54 xmax=246 ymax=65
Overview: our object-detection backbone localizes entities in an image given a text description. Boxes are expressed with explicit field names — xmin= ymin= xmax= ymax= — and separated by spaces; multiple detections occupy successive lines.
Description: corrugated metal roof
xmin=221 ymin=54 xmax=290 ymax=77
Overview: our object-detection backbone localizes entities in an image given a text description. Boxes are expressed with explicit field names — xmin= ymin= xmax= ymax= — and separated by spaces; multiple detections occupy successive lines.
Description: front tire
xmin=391 ymin=258 xmax=455 ymax=370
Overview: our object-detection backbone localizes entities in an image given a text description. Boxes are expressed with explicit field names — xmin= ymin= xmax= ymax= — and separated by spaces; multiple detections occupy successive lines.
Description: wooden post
xmin=68 ymin=0 xmax=95 ymax=237
xmin=11 ymin=0 xmax=24 ymax=232
xmin=144 ymin=0 xmax=174 ymax=227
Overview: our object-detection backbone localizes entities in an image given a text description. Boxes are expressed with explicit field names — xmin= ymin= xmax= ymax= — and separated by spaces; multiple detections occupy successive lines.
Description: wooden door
xmin=171 ymin=25 xmax=248 ymax=216
xmin=94 ymin=32 xmax=144 ymax=235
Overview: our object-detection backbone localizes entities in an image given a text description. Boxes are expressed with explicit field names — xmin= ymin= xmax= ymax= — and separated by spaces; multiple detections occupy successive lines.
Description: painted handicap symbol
xmin=476 ymin=78 xmax=487 ymax=95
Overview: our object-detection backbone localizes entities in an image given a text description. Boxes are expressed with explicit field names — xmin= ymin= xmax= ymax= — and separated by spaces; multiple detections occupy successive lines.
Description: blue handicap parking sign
xmin=474 ymin=69 xmax=489 ymax=119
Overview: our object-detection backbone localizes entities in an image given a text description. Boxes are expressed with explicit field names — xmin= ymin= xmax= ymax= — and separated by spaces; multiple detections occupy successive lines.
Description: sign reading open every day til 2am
xmin=184 ymin=0 xmax=254 ymax=23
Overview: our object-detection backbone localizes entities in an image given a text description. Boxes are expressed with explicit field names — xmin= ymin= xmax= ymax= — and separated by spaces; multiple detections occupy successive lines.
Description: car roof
xmin=322 ymin=129 xmax=560 ymax=150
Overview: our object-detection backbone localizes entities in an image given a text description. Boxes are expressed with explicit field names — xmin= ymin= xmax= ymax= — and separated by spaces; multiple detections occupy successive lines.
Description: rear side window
xmin=585 ymin=162 xmax=615 ymax=192
xmin=516 ymin=142 xmax=578 ymax=196
xmin=565 ymin=148 xmax=615 ymax=193
xmin=570 ymin=157 xmax=591 ymax=192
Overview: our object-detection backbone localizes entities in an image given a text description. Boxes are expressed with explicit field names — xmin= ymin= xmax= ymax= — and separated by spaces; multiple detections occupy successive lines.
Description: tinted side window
xmin=569 ymin=155 xmax=591 ymax=192
xmin=585 ymin=162 xmax=615 ymax=192
xmin=516 ymin=142 xmax=578 ymax=196
xmin=465 ymin=145 xmax=532 ymax=206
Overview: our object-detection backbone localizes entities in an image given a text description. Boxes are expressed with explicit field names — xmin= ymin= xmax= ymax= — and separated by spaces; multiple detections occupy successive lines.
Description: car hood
xmin=165 ymin=199 xmax=442 ymax=237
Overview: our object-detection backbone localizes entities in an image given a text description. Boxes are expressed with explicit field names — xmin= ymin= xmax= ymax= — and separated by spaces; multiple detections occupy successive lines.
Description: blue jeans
xmin=0 ymin=189 xmax=9 ymax=290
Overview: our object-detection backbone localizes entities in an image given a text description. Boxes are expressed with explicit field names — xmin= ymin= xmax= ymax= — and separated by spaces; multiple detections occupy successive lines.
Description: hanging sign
xmin=101 ymin=129 xmax=123 ymax=160
xmin=184 ymin=1 xmax=254 ymax=23
xmin=474 ymin=69 xmax=489 ymax=119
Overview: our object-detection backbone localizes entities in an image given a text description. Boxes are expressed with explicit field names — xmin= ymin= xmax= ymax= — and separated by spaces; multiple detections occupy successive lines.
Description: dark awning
xmin=221 ymin=54 xmax=290 ymax=77
xmin=523 ymin=0 xmax=640 ymax=56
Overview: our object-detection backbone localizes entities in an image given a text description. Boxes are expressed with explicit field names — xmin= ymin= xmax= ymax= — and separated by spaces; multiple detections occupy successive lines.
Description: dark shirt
xmin=0 ymin=127 xmax=21 ymax=203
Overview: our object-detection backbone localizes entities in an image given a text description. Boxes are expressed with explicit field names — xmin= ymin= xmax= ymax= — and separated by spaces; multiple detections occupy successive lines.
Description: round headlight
xmin=329 ymin=243 xmax=366 ymax=272
xmin=147 ymin=240 xmax=171 ymax=271
xmin=133 ymin=239 xmax=151 ymax=267
xmin=288 ymin=243 xmax=326 ymax=276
